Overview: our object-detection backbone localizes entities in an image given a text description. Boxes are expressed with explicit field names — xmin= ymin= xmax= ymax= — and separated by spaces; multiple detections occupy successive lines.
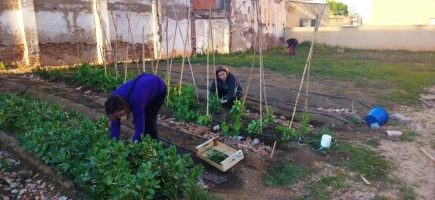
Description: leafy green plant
xmin=72 ymin=62 xmax=136 ymax=92
xmin=197 ymin=114 xmax=212 ymax=127
xmin=165 ymin=84 xmax=198 ymax=122
xmin=207 ymin=150 xmax=227 ymax=164
xmin=221 ymin=119 xmax=230 ymax=136
xmin=247 ymin=106 xmax=274 ymax=134
xmin=276 ymin=125 xmax=297 ymax=142
xmin=208 ymin=94 xmax=224 ymax=113
xmin=248 ymin=119 xmax=262 ymax=134
xmin=0 ymin=93 xmax=207 ymax=199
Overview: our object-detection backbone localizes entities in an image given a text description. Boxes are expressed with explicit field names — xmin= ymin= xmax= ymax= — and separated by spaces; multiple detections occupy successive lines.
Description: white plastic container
xmin=320 ymin=134 xmax=332 ymax=148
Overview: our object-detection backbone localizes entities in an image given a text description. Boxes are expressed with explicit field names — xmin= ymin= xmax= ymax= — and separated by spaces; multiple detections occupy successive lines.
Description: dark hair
xmin=215 ymin=66 xmax=230 ymax=77
xmin=105 ymin=95 xmax=132 ymax=123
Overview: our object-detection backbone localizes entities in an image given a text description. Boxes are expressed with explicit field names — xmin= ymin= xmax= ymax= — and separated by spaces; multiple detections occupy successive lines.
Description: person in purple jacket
xmin=104 ymin=73 xmax=166 ymax=142
xmin=210 ymin=66 xmax=244 ymax=108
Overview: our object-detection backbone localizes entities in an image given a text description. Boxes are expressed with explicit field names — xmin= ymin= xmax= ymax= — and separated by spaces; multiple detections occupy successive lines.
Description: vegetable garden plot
xmin=0 ymin=62 xmax=390 ymax=200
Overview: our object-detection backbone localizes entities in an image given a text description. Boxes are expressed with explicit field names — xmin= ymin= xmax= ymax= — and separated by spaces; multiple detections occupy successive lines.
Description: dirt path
xmin=378 ymin=87 xmax=435 ymax=200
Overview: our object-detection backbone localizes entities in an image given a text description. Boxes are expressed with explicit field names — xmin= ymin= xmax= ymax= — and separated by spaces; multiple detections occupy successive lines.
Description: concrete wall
xmin=285 ymin=1 xmax=329 ymax=28
xmin=228 ymin=0 xmax=287 ymax=52
xmin=371 ymin=0 xmax=435 ymax=26
xmin=286 ymin=26 xmax=435 ymax=51
xmin=0 ymin=1 xmax=24 ymax=64
xmin=4 ymin=0 xmax=433 ymax=68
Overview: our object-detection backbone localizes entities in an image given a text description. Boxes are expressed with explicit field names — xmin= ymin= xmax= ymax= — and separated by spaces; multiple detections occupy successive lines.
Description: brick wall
xmin=193 ymin=0 xmax=216 ymax=11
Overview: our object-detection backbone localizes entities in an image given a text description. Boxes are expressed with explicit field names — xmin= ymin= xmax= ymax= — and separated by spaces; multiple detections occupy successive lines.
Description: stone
xmin=193 ymin=126 xmax=211 ymax=135
xmin=389 ymin=113 xmax=412 ymax=124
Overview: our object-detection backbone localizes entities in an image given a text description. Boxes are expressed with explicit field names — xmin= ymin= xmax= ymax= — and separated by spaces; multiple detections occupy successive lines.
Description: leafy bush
xmin=0 ymin=93 xmax=206 ymax=199
xmin=72 ymin=62 xmax=136 ymax=92
xmin=166 ymin=84 xmax=198 ymax=122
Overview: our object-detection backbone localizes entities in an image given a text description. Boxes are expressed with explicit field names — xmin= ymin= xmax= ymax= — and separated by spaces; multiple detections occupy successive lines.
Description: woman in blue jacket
xmin=104 ymin=73 xmax=166 ymax=142
xmin=210 ymin=66 xmax=244 ymax=108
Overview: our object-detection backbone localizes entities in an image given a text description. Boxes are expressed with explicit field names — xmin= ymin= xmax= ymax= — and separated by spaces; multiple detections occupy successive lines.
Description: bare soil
xmin=0 ymin=62 xmax=434 ymax=199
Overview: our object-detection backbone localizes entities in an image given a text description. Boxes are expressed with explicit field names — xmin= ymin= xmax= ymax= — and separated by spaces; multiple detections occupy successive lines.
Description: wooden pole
xmin=169 ymin=0 xmax=199 ymax=102
xmin=259 ymin=7 xmax=263 ymax=132
xmin=125 ymin=18 xmax=129 ymax=83
xmin=166 ymin=15 xmax=169 ymax=77
xmin=142 ymin=26 xmax=146 ymax=73
xmin=167 ymin=22 xmax=178 ymax=106
xmin=420 ymin=147 xmax=435 ymax=162
xmin=241 ymin=1 xmax=259 ymax=108
xmin=178 ymin=6 xmax=190 ymax=95
xmin=206 ymin=7 xmax=212 ymax=116
xmin=126 ymin=10 xmax=140 ymax=74
xmin=289 ymin=3 xmax=326 ymax=128
xmin=270 ymin=141 xmax=277 ymax=158
xmin=305 ymin=14 xmax=320 ymax=112
xmin=110 ymin=11 xmax=119 ymax=79
xmin=211 ymin=13 xmax=217 ymax=100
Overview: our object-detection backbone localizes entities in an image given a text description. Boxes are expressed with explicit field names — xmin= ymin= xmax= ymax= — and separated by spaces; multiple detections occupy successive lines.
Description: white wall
xmin=286 ymin=26 xmax=435 ymax=51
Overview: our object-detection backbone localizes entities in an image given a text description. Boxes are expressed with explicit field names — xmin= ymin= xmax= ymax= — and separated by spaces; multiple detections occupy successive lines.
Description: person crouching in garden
xmin=105 ymin=73 xmax=166 ymax=142
xmin=287 ymin=38 xmax=299 ymax=55
xmin=209 ymin=66 xmax=244 ymax=108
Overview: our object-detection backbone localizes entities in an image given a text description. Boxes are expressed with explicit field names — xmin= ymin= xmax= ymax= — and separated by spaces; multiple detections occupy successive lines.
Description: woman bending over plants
xmin=105 ymin=73 xmax=166 ymax=142
xmin=209 ymin=66 xmax=244 ymax=108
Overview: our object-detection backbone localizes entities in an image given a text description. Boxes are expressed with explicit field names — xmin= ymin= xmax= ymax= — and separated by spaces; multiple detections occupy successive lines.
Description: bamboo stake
xmin=270 ymin=141 xmax=277 ymax=158
xmin=211 ymin=14 xmax=217 ymax=100
xmin=110 ymin=11 xmax=119 ymax=79
xmin=178 ymin=6 xmax=190 ymax=95
xmin=149 ymin=37 xmax=154 ymax=74
xmin=259 ymin=7 xmax=263 ymax=132
xmin=99 ymin=45 xmax=107 ymax=77
xmin=169 ymin=0 xmax=199 ymax=102
xmin=305 ymin=14 xmax=320 ymax=112
xmin=125 ymin=19 xmax=130 ymax=83
xmin=289 ymin=3 xmax=327 ymax=128
xmin=126 ymin=10 xmax=140 ymax=74
xmin=154 ymin=47 xmax=161 ymax=75
xmin=142 ymin=26 xmax=146 ymax=72
xmin=206 ymin=7 xmax=212 ymax=116
xmin=241 ymin=1 xmax=259 ymax=108
xmin=165 ymin=15 xmax=169 ymax=76
xmin=167 ymin=22 xmax=179 ymax=107
xmin=75 ymin=29 xmax=80 ymax=58
xmin=420 ymin=147 xmax=435 ymax=162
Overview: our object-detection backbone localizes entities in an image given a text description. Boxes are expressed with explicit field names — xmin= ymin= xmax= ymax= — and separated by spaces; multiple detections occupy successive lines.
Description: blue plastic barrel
xmin=365 ymin=106 xmax=389 ymax=126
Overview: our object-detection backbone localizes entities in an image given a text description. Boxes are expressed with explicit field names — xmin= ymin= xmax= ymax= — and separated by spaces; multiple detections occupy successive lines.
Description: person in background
xmin=287 ymin=38 xmax=299 ymax=55
xmin=104 ymin=73 xmax=166 ymax=142
xmin=210 ymin=66 xmax=244 ymax=108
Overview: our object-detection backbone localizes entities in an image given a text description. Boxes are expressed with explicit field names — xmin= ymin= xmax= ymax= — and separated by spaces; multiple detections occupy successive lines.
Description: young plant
xmin=207 ymin=150 xmax=227 ymax=164
xmin=247 ymin=119 xmax=262 ymax=134
xmin=165 ymin=84 xmax=198 ymax=122
xmin=276 ymin=126 xmax=297 ymax=142
xmin=197 ymin=114 xmax=213 ymax=127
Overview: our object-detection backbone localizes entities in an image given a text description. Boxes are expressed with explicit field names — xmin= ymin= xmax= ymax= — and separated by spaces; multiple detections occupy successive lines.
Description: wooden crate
xmin=196 ymin=138 xmax=244 ymax=172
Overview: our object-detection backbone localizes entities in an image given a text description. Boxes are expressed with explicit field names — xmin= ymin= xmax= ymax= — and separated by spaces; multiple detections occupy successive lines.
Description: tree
xmin=328 ymin=0 xmax=348 ymax=16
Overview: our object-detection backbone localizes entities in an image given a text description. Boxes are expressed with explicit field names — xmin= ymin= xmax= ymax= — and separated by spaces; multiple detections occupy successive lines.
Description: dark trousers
xmin=144 ymin=91 xmax=167 ymax=139
xmin=288 ymin=39 xmax=298 ymax=55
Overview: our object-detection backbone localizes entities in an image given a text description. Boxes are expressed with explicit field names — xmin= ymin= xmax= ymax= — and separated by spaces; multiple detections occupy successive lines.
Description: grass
xmin=263 ymin=159 xmax=315 ymax=187
xmin=400 ymin=131 xmax=419 ymax=142
xmin=175 ymin=41 xmax=435 ymax=105
xmin=303 ymin=175 xmax=347 ymax=200
xmin=329 ymin=143 xmax=390 ymax=181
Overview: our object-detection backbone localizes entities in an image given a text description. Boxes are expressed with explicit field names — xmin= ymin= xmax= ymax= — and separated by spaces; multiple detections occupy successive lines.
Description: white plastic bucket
xmin=320 ymin=134 xmax=332 ymax=148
